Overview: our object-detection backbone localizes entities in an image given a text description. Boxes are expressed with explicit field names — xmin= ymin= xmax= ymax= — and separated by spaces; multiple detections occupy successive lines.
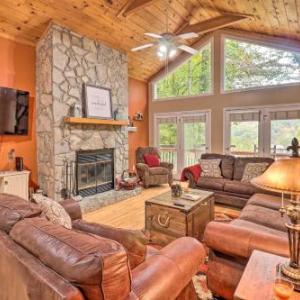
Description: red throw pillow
xmin=144 ymin=154 xmax=160 ymax=167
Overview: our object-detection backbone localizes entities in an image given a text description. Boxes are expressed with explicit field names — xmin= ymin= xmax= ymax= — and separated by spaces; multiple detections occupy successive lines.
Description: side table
xmin=234 ymin=250 xmax=299 ymax=300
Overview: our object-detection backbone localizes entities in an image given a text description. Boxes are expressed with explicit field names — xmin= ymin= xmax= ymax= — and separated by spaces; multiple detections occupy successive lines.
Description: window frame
xmin=221 ymin=34 xmax=300 ymax=94
xmin=151 ymin=38 xmax=214 ymax=101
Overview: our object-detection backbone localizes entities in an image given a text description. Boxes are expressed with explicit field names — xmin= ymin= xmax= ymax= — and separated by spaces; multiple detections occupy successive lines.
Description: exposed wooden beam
xmin=178 ymin=14 xmax=249 ymax=35
xmin=118 ymin=0 xmax=158 ymax=17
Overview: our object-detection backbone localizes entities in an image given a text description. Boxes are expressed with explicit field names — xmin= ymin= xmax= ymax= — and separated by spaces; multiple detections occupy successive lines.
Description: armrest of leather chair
xmin=136 ymin=163 xmax=150 ymax=174
xmin=131 ymin=237 xmax=205 ymax=300
xmin=59 ymin=199 xmax=82 ymax=221
xmin=73 ymin=220 xmax=149 ymax=269
xmin=204 ymin=221 xmax=289 ymax=259
xmin=160 ymin=162 xmax=174 ymax=170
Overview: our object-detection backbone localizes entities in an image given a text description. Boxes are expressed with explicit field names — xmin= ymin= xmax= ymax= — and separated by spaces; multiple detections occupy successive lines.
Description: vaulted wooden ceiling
xmin=0 ymin=0 xmax=300 ymax=81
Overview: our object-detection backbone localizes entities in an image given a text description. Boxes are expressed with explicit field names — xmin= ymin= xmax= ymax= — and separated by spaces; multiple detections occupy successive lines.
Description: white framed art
xmin=84 ymin=84 xmax=113 ymax=119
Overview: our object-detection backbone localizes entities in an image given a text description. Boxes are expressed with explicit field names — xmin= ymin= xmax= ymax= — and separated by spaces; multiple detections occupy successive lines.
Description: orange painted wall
xmin=128 ymin=78 xmax=149 ymax=170
xmin=0 ymin=36 xmax=37 ymax=186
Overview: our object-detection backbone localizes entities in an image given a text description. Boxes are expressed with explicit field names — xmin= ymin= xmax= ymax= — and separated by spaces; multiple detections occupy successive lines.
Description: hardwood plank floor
xmin=83 ymin=184 xmax=240 ymax=229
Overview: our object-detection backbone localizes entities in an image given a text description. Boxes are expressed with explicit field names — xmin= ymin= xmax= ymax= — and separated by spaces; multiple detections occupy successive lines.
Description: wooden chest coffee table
xmin=145 ymin=189 xmax=214 ymax=246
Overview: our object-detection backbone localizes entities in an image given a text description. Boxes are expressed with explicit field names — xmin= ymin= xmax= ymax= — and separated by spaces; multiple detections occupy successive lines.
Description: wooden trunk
xmin=145 ymin=194 xmax=214 ymax=246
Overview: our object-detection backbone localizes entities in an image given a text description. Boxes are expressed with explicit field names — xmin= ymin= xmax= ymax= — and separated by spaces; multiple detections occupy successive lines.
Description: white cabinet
xmin=0 ymin=171 xmax=30 ymax=201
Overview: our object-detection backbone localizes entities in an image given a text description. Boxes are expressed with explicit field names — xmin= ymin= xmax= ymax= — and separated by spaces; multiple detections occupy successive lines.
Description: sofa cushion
xmin=0 ymin=193 xmax=41 ymax=233
xmin=230 ymin=219 xmax=287 ymax=240
xmin=73 ymin=220 xmax=147 ymax=269
xmin=199 ymin=159 xmax=222 ymax=178
xmin=241 ymin=162 xmax=269 ymax=183
xmin=248 ymin=193 xmax=289 ymax=210
xmin=223 ymin=181 xmax=256 ymax=196
xmin=197 ymin=177 xmax=229 ymax=191
xmin=149 ymin=167 xmax=169 ymax=175
xmin=239 ymin=204 xmax=288 ymax=232
xmin=233 ymin=157 xmax=274 ymax=181
xmin=32 ymin=194 xmax=72 ymax=229
xmin=10 ymin=217 xmax=131 ymax=300
xmin=201 ymin=153 xmax=235 ymax=179
xmin=144 ymin=154 xmax=160 ymax=167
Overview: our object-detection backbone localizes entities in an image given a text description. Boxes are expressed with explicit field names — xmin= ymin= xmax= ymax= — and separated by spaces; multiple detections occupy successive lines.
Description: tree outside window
xmin=154 ymin=42 xmax=212 ymax=99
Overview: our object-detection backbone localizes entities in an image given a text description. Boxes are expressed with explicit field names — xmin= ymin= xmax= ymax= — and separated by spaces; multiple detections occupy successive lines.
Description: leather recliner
xmin=135 ymin=147 xmax=173 ymax=188
xmin=0 ymin=193 xmax=205 ymax=300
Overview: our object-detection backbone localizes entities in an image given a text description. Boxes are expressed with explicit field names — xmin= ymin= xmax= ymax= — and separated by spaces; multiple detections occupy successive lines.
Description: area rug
xmin=193 ymin=264 xmax=213 ymax=300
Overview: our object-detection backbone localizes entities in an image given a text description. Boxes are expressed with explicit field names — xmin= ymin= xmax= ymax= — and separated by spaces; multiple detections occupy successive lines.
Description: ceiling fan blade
xmin=144 ymin=32 xmax=163 ymax=39
xmin=178 ymin=14 xmax=248 ymax=35
xmin=176 ymin=32 xmax=199 ymax=40
xmin=178 ymin=45 xmax=199 ymax=55
xmin=131 ymin=43 xmax=154 ymax=52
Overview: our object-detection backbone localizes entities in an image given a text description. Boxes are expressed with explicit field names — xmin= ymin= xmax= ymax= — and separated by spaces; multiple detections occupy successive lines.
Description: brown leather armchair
xmin=135 ymin=147 xmax=173 ymax=188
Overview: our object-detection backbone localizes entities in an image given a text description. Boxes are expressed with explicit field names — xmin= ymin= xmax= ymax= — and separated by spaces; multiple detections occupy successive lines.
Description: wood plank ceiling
xmin=0 ymin=0 xmax=300 ymax=81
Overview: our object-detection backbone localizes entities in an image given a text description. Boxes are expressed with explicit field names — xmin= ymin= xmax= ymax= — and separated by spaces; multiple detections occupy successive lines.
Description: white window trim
xmin=220 ymin=34 xmax=300 ymax=95
xmin=151 ymin=38 xmax=214 ymax=102
xmin=223 ymin=103 xmax=300 ymax=156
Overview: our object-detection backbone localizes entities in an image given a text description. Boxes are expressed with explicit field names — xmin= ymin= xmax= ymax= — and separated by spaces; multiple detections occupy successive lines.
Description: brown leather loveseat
xmin=204 ymin=193 xmax=289 ymax=299
xmin=0 ymin=193 xmax=205 ymax=300
xmin=186 ymin=153 xmax=274 ymax=208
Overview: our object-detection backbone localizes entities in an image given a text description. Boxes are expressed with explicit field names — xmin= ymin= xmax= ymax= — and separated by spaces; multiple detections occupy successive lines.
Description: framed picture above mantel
xmin=84 ymin=84 xmax=113 ymax=119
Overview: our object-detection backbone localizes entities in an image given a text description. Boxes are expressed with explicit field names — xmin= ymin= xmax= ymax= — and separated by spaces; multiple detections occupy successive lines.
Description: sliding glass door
xmin=155 ymin=111 xmax=211 ymax=177
xmin=224 ymin=105 xmax=300 ymax=157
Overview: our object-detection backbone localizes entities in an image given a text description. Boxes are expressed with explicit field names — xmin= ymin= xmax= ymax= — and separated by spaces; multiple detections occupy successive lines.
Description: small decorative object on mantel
xmin=113 ymin=108 xmax=119 ymax=120
xmin=171 ymin=183 xmax=182 ymax=198
xmin=83 ymin=84 xmax=113 ymax=119
xmin=287 ymin=137 xmax=300 ymax=157
xmin=133 ymin=112 xmax=144 ymax=121
xmin=70 ymin=103 xmax=81 ymax=117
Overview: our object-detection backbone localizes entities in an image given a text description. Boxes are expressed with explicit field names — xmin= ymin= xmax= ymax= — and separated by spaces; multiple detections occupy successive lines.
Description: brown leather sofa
xmin=0 ymin=193 xmax=205 ymax=300
xmin=186 ymin=153 xmax=274 ymax=208
xmin=204 ymin=193 xmax=289 ymax=299
xmin=136 ymin=147 xmax=173 ymax=188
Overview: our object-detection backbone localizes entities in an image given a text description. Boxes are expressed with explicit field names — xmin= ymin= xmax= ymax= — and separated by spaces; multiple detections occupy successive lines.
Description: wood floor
xmin=83 ymin=184 xmax=240 ymax=229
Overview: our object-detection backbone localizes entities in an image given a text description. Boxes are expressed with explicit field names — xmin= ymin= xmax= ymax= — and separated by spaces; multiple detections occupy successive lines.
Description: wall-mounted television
xmin=0 ymin=87 xmax=29 ymax=135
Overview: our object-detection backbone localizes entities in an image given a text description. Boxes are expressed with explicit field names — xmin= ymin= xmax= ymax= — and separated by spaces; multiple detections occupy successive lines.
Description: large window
xmin=224 ymin=37 xmax=300 ymax=92
xmin=154 ymin=41 xmax=212 ymax=99
xmin=224 ymin=106 xmax=300 ymax=157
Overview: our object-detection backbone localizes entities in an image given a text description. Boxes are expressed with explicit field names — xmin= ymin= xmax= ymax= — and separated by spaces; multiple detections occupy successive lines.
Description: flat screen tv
xmin=0 ymin=87 xmax=29 ymax=135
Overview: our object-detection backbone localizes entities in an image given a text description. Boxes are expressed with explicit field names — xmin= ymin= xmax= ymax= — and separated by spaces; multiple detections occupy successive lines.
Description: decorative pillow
xmin=144 ymin=154 xmax=160 ymax=167
xmin=241 ymin=162 xmax=269 ymax=183
xmin=199 ymin=159 xmax=222 ymax=178
xmin=32 ymin=194 xmax=72 ymax=229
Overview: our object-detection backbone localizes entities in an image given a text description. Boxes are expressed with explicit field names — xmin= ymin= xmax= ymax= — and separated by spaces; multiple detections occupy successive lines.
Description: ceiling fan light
xmin=159 ymin=44 xmax=168 ymax=53
xmin=169 ymin=48 xmax=177 ymax=58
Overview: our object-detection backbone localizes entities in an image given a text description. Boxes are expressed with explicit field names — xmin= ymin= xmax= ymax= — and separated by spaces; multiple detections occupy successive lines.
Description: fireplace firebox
xmin=76 ymin=149 xmax=114 ymax=197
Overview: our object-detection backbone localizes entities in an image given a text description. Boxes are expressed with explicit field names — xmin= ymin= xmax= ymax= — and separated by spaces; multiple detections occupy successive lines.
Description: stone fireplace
xmin=35 ymin=23 xmax=139 ymax=210
xmin=76 ymin=149 xmax=114 ymax=197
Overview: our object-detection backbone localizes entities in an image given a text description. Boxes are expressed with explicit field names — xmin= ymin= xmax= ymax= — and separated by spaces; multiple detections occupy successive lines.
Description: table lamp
xmin=251 ymin=157 xmax=300 ymax=289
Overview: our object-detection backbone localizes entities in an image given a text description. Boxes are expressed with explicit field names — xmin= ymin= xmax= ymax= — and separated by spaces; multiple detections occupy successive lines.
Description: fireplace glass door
xmin=76 ymin=149 xmax=114 ymax=197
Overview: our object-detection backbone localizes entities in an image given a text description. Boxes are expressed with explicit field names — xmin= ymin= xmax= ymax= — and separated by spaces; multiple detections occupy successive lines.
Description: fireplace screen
xmin=76 ymin=149 xmax=114 ymax=197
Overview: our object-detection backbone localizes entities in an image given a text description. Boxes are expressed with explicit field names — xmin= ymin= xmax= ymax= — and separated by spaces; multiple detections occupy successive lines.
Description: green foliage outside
xmin=231 ymin=120 xmax=300 ymax=154
xmin=155 ymin=43 xmax=212 ymax=99
xmin=231 ymin=121 xmax=258 ymax=152
xmin=224 ymin=38 xmax=300 ymax=91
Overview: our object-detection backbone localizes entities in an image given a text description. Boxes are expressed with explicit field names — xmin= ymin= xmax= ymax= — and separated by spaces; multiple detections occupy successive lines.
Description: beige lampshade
xmin=251 ymin=158 xmax=300 ymax=195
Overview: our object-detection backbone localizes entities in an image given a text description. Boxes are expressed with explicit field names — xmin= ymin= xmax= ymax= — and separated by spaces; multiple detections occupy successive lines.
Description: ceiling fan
xmin=132 ymin=31 xmax=199 ymax=58
xmin=130 ymin=1 xmax=249 ymax=60
xmin=131 ymin=0 xmax=199 ymax=59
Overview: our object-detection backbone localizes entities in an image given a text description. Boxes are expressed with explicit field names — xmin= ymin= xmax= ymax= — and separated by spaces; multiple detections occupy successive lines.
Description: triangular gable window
xmin=224 ymin=37 xmax=300 ymax=92
xmin=154 ymin=41 xmax=213 ymax=100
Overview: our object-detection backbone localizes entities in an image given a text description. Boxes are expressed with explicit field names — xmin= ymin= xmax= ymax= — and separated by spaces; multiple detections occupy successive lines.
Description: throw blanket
xmin=181 ymin=164 xmax=202 ymax=183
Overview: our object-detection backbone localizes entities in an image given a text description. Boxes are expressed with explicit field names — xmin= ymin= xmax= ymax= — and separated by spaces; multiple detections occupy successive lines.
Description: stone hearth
xmin=35 ymin=23 xmax=138 ymax=208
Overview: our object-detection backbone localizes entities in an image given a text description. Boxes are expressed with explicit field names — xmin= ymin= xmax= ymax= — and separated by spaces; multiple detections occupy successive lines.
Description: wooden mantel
xmin=64 ymin=117 xmax=129 ymax=126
